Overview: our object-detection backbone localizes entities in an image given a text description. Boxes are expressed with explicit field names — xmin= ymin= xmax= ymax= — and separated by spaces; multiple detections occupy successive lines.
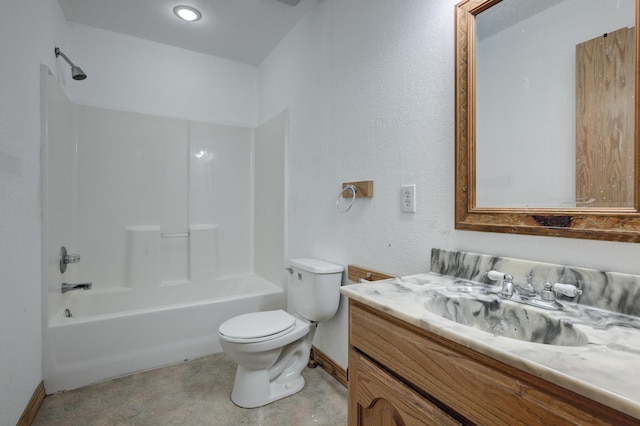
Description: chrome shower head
xmin=55 ymin=47 xmax=87 ymax=81
xmin=70 ymin=65 xmax=87 ymax=81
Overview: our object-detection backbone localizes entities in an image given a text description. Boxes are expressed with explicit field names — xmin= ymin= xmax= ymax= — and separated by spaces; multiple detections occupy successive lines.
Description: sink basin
xmin=421 ymin=291 xmax=589 ymax=346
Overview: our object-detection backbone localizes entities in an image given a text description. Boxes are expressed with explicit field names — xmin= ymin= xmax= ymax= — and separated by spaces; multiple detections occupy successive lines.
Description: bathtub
xmin=43 ymin=274 xmax=285 ymax=393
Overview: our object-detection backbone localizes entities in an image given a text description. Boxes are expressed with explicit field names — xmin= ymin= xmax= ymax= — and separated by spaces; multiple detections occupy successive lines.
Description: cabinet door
xmin=348 ymin=349 xmax=460 ymax=426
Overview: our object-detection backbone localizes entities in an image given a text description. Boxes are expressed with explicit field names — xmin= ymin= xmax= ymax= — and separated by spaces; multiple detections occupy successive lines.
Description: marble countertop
xmin=341 ymin=273 xmax=640 ymax=420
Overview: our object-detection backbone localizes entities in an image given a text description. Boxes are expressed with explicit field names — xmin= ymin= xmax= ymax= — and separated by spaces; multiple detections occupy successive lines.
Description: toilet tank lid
xmin=289 ymin=258 xmax=344 ymax=274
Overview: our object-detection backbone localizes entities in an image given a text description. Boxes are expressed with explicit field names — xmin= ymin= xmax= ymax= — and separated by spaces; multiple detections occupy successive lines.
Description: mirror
xmin=455 ymin=0 xmax=640 ymax=242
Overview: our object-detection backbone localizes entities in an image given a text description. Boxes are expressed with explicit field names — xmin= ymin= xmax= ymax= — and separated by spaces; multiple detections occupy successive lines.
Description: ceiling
xmin=56 ymin=0 xmax=317 ymax=65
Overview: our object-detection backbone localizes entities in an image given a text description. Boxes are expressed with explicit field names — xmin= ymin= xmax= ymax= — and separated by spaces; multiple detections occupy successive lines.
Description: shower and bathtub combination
xmin=41 ymin=67 xmax=288 ymax=393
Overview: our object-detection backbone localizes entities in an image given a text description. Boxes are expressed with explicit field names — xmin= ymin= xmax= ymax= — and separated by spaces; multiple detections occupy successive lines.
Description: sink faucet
xmin=486 ymin=270 xmax=582 ymax=311
xmin=498 ymin=274 xmax=514 ymax=298
xmin=61 ymin=282 xmax=92 ymax=293
xmin=499 ymin=274 xmax=537 ymax=298
xmin=486 ymin=271 xmax=535 ymax=298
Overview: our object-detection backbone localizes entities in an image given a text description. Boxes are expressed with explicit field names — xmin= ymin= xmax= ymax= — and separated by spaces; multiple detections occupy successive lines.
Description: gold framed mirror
xmin=455 ymin=0 xmax=640 ymax=242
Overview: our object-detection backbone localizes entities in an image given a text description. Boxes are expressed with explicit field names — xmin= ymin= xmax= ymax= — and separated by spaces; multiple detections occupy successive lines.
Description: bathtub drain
xmin=64 ymin=308 xmax=73 ymax=318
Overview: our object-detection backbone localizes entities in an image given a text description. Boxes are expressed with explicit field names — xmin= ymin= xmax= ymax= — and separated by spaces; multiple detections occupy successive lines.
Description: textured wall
xmin=259 ymin=0 xmax=458 ymax=367
xmin=259 ymin=0 xmax=640 ymax=368
xmin=64 ymin=23 xmax=258 ymax=127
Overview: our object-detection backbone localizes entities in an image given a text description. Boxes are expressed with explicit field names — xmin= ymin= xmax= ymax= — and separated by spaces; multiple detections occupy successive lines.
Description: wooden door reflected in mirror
xmin=576 ymin=27 xmax=635 ymax=208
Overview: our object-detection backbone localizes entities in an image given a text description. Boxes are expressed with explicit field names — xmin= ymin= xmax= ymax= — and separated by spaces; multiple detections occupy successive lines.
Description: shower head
xmin=70 ymin=65 xmax=87 ymax=81
xmin=276 ymin=0 xmax=301 ymax=5
xmin=55 ymin=47 xmax=87 ymax=81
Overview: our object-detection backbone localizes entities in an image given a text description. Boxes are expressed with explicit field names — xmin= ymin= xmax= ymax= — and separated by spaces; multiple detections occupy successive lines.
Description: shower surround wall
xmin=73 ymin=113 xmax=244 ymax=287
xmin=42 ymin=71 xmax=286 ymax=392
xmin=73 ymin=106 xmax=253 ymax=288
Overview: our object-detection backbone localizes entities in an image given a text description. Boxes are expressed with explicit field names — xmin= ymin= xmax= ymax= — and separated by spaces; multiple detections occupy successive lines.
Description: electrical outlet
xmin=401 ymin=184 xmax=416 ymax=213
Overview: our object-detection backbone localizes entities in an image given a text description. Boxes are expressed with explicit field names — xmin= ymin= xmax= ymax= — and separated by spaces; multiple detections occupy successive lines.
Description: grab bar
xmin=161 ymin=233 xmax=189 ymax=238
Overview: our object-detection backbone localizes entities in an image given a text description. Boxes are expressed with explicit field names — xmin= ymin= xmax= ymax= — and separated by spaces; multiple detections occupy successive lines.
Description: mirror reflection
xmin=475 ymin=0 xmax=635 ymax=208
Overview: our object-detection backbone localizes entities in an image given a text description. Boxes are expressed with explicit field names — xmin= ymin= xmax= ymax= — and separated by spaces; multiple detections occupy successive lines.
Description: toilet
xmin=218 ymin=258 xmax=343 ymax=408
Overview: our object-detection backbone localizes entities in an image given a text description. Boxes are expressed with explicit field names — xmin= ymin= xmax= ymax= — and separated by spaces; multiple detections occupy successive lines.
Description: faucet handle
xmin=541 ymin=282 xmax=555 ymax=301
xmin=487 ymin=270 xmax=510 ymax=281
xmin=485 ymin=269 xmax=513 ymax=285
xmin=60 ymin=246 xmax=81 ymax=274
xmin=553 ymin=283 xmax=583 ymax=298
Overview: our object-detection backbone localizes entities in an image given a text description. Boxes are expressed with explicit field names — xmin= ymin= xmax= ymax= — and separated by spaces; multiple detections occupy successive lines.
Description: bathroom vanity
xmin=348 ymin=301 xmax=635 ymax=425
xmin=342 ymin=249 xmax=640 ymax=425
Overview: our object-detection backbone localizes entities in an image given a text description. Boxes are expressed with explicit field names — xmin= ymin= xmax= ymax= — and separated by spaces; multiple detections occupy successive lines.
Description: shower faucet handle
xmin=60 ymin=246 xmax=81 ymax=274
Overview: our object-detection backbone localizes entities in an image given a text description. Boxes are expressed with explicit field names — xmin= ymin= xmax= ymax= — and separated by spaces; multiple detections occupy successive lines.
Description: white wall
xmin=189 ymin=121 xmax=254 ymax=276
xmin=59 ymin=25 xmax=260 ymax=288
xmin=64 ymin=23 xmax=258 ymax=127
xmin=254 ymin=111 xmax=287 ymax=287
xmin=0 ymin=1 xmax=67 ymax=424
xmin=259 ymin=0 xmax=457 ymax=367
xmin=46 ymin=104 xmax=255 ymax=296
xmin=259 ymin=0 xmax=640 ymax=368
xmin=74 ymin=106 xmax=162 ymax=288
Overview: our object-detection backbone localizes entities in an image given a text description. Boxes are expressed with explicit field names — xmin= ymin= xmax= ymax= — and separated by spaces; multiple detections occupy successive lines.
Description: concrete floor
xmin=34 ymin=353 xmax=348 ymax=425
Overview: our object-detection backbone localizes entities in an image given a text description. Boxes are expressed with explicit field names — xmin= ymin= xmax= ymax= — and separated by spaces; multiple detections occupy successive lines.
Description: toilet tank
xmin=288 ymin=258 xmax=344 ymax=322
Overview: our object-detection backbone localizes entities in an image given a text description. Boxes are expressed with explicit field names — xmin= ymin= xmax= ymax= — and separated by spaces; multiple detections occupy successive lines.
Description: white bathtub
xmin=43 ymin=274 xmax=285 ymax=393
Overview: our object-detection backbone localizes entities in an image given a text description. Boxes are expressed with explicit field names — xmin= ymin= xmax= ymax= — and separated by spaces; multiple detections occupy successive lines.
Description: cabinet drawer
xmin=349 ymin=349 xmax=461 ymax=426
xmin=349 ymin=300 xmax=636 ymax=425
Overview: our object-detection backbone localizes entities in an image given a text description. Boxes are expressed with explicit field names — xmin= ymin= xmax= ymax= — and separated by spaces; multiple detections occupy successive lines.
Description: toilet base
xmin=227 ymin=325 xmax=316 ymax=408
xmin=231 ymin=366 xmax=305 ymax=408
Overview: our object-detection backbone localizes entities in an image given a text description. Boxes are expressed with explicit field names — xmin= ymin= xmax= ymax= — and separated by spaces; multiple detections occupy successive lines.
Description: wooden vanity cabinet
xmin=348 ymin=300 xmax=637 ymax=426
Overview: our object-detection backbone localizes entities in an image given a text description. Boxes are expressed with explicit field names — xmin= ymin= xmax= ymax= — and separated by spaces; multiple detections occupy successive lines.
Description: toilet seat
xmin=219 ymin=310 xmax=296 ymax=343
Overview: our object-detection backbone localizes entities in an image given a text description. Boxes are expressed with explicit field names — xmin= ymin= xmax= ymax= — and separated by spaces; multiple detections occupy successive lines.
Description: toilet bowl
xmin=218 ymin=258 xmax=343 ymax=408
xmin=218 ymin=310 xmax=314 ymax=408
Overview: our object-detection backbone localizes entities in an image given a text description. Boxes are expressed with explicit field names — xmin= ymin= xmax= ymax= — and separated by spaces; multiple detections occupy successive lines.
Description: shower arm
xmin=54 ymin=47 xmax=87 ymax=80
xmin=55 ymin=47 xmax=75 ymax=68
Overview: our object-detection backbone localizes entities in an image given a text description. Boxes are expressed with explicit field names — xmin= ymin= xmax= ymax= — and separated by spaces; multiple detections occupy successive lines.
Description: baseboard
xmin=310 ymin=346 xmax=347 ymax=388
xmin=17 ymin=380 xmax=45 ymax=426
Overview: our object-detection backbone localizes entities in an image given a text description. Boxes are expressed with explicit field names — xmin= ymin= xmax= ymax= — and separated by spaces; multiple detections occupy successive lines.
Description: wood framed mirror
xmin=455 ymin=0 xmax=640 ymax=242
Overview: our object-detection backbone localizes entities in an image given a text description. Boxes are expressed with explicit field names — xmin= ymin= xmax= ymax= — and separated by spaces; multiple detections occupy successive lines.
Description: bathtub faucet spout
xmin=61 ymin=282 xmax=92 ymax=293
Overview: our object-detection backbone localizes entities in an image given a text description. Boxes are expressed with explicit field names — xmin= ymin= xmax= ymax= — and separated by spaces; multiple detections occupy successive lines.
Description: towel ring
xmin=336 ymin=184 xmax=357 ymax=213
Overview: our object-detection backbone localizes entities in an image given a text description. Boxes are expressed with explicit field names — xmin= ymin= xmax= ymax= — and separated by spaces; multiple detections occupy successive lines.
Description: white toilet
xmin=218 ymin=258 xmax=343 ymax=408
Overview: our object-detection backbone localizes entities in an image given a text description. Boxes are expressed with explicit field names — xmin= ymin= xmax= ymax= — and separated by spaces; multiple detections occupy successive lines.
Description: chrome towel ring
xmin=336 ymin=184 xmax=357 ymax=213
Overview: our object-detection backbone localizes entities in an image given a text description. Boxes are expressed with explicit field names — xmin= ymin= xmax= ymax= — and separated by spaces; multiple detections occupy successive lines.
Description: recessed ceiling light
xmin=173 ymin=5 xmax=202 ymax=22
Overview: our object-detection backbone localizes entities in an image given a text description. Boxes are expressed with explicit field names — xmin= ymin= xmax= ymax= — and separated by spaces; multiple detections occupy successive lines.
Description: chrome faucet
xmin=61 ymin=282 xmax=92 ymax=293
xmin=487 ymin=270 xmax=582 ymax=311
xmin=520 ymin=275 xmax=537 ymax=297
xmin=498 ymin=274 xmax=537 ymax=298
xmin=498 ymin=274 xmax=515 ymax=298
